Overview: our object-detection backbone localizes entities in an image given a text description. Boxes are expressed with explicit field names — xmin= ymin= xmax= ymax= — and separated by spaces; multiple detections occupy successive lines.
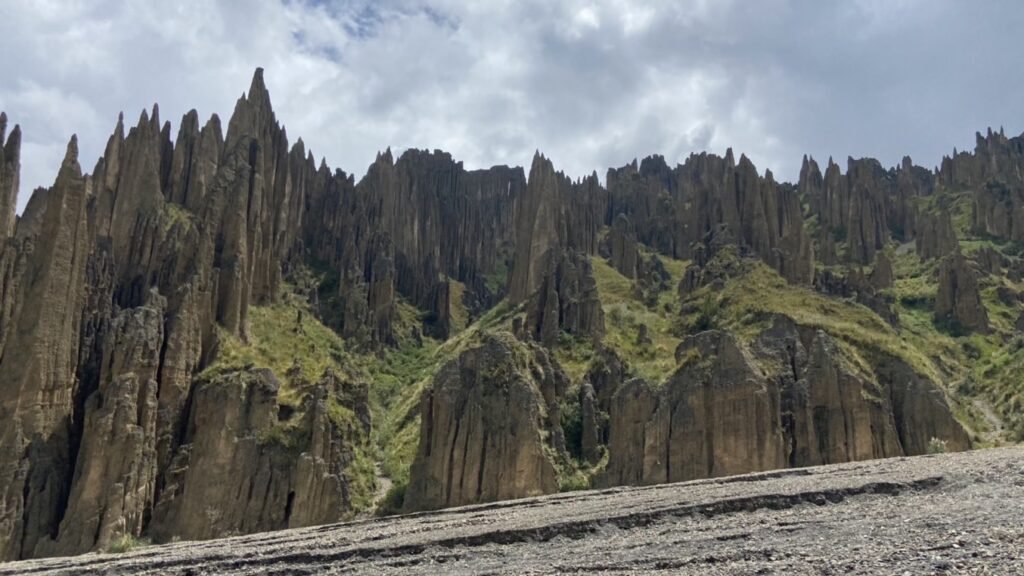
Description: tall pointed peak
xmin=151 ymin=103 xmax=161 ymax=130
xmin=181 ymin=109 xmax=200 ymax=133
xmin=529 ymin=150 xmax=554 ymax=173
xmin=1 ymin=114 xmax=20 ymax=154
xmin=55 ymin=134 xmax=83 ymax=182
xmin=249 ymin=67 xmax=267 ymax=100
xmin=64 ymin=134 xmax=79 ymax=165
xmin=6 ymin=123 xmax=21 ymax=152
xmin=205 ymin=113 xmax=222 ymax=133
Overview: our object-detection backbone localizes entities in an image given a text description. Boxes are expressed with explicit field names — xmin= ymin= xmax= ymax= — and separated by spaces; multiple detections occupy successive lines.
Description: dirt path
xmin=973 ymin=397 xmax=1006 ymax=443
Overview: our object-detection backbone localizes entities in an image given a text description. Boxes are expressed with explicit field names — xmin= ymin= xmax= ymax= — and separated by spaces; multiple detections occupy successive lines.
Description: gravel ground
xmin=4 ymin=447 xmax=1023 ymax=575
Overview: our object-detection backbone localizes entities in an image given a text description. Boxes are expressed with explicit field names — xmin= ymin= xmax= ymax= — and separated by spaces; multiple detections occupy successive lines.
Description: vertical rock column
xmin=0 ymin=113 xmax=20 ymax=240
xmin=0 ymin=137 xmax=90 ymax=560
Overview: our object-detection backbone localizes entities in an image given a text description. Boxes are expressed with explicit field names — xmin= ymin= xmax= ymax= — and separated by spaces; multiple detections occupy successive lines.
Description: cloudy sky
xmin=1 ymin=1 xmax=1021 ymax=212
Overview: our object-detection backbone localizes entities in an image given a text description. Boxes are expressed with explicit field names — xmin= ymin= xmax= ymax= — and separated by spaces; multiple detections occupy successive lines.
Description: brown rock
xmin=608 ymin=213 xmax=640 ymax=278
xmin=604 ymin=331 xmax=786 ymax=485
xmin=149 ymin=368 xmax=368 ymax=542
xmin=43 ymin=298 xmax=164 ymax=555
xmin=935 ymin=251 xmax=989 ymax=333
xmin=0 ymin=136 xmax=90 ymax=560
xmin=404 ymin=333 xmax=566 ymax=511
xmin=524 ymin=249 xmax=605 ymax=347
xmin=869 ymin=250 xmax=894 ymax=290
xmin=916 ymin=210 xmax=958 ymax=260
xmin=508 ymin=153 xmax=566 ymax=304
xmin=0 ymin=112 xmax=20 ymax=240
xmin=579 ymin=380 xmax=602 ymax=464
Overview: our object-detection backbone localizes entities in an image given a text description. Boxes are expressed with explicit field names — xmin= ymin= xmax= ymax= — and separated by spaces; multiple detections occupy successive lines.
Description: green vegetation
xmin=161 ymin=202 xmax=197 ymax=232
xmin=106 ymin=534 xmax=150 ymax=554
xmin=206 ymin=294 xmax=358 ymax=404
xmin=927 ymin=437 xmax=949 ymax=454
xmin=684 ymin=259 xmax=939 ymax=381
xmin=447 ymin=278 xmax=470 ymax=333
xmin=200 ymin=192 xmax=1024 ymax=518
xmin=584 ymin=254 xmax=688 ymax=384
xmin=200 ymin=286 xmax=381 ymax=514
xmin=366 ymin=298 xmax=522 ymax=511
xmin=891 ymin=187 xmax=1024 ymax=443
xmin=483 ymin=257 xmax=510 ymax=297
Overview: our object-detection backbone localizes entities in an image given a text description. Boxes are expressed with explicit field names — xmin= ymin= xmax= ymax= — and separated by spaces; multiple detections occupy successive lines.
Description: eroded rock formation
xmin=0 ymin=113 xmax=19 ymax=240
xmin=0 ymin=68 xmax=1007 ymax=560
xmin=935 ymin=251 xmax=990 ymax=333
xmin=405 ymin=333 xmax=567 ymax=510
xmin=149 ymin=368 xmax=368 ymax=542
xmin=606 ymin=152 xmax=813 ymax=284
xmin=601 ymin=318 xmax=968 ymax=487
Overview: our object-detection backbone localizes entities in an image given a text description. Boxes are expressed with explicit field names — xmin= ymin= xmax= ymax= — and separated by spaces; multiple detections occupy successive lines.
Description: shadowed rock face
xmin=0 ymin=137 xmax=90 ymax=560
xmin=605 ymin=152 xmax=813 ymax=284
xmin=0 ymin=68 xmax=1007 ymax=560
xmin=608 ymin=213 xmax=641 ymax=278
xmin=41 ymin=295 xmax=164 ymax=557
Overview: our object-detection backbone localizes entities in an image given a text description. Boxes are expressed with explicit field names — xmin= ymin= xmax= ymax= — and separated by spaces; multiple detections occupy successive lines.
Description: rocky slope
xmin=0 ymin=69 xmax=1021 ymax=560
xmin=3 ymin=447 xmax=1022 ymax=575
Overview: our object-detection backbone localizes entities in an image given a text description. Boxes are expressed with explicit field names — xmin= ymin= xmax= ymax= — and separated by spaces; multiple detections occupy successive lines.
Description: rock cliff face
xmin=405 ymin=333 xmax=567 ymax=511
xmin=600 ymin=319 xmax=968 ymax=487
xmin=148 ymin=368 xmax=368 ymax=543
xmin=935 ymin=251 xmax=989 ymax=333
xmin=523 ymin=249 xmax=605 ymax=347
xmin=0 ymin=113 xmax=19 ymax=240
xmin=0 ymin=69 xmax=1009 ymax=559
xmin=0 ymin=137 xmax=90 ymax=559
xmin=606 ymin=152 xmax=813 ymax=284
xmin=603 ymin=331 xmax=786 ymax=485
xmin=42 ymin=296 xmax=164 ymax=557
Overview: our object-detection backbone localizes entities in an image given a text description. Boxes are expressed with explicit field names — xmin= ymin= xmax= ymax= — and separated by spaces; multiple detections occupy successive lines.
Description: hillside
xmin=0 ymin=69 xmax=1022 ymax=560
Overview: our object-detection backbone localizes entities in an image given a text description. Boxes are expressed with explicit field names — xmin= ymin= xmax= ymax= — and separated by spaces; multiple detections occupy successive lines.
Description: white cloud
xmin=1 ymin=0 xmax=1022 ymax=214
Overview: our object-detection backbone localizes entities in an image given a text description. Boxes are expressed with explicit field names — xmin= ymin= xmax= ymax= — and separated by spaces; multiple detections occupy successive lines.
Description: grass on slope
xmin=690 ymin=260 xmax=941 ymax=382
xmin=201 ymin=288 xmax=380 ymax=515
xmin=372 ymin=298 xmax=522 ymax=512
xmin=555 ymin=254 xmax=688 ymax=385
xmin=887 ymin=226 xmax=1024 ymax=442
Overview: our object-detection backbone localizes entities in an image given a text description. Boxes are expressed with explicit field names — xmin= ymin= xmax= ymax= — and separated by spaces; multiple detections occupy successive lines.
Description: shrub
xmin=927 ymin=437 xmax=948 ymax=454
xmin=107 ymin=534 xmax=149 ymax=554
xmin=377 ymin=481 xmax=407 ymax=516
